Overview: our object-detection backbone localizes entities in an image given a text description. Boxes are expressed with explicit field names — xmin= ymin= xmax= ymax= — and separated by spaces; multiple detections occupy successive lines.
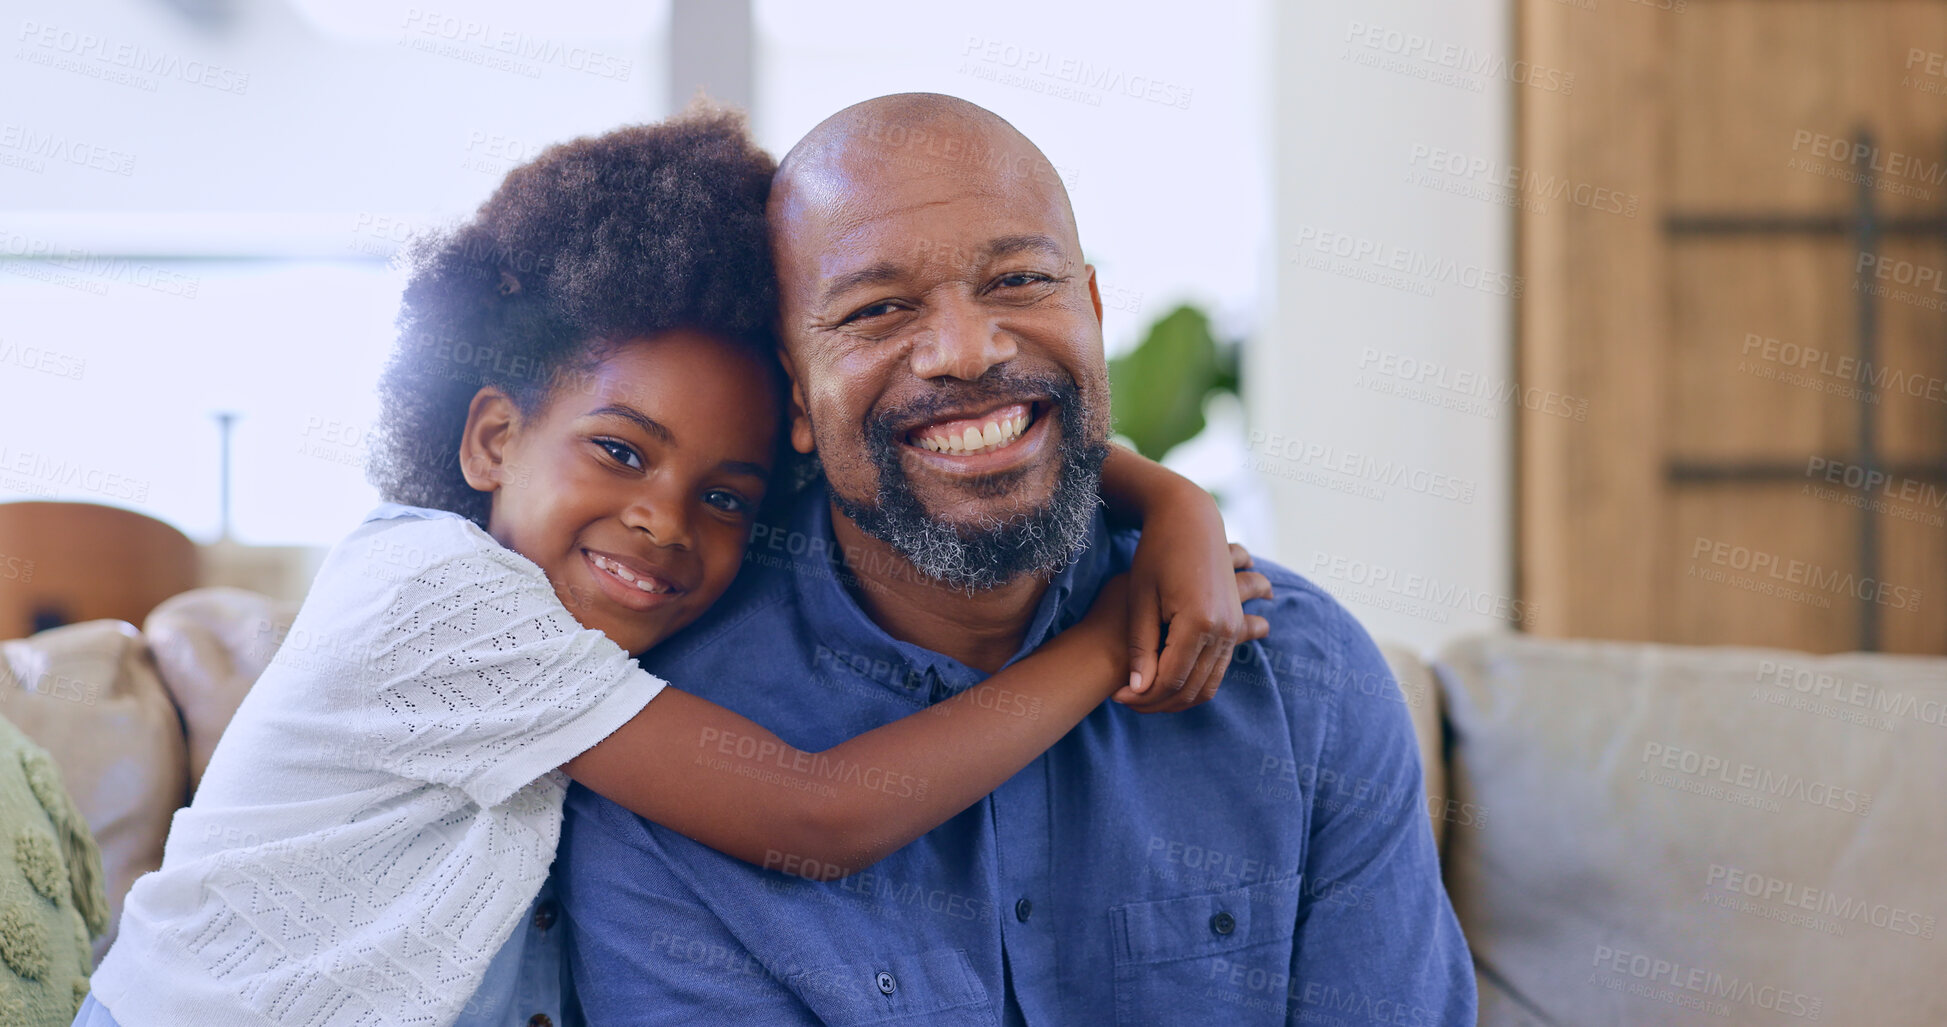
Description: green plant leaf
xmin=1108 ymin=305 xmax=1238 ymax=461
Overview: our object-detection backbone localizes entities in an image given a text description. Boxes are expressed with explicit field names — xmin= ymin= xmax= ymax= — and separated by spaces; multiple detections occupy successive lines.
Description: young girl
xmin=79 ymin=109 xmax=1267 ymax=1027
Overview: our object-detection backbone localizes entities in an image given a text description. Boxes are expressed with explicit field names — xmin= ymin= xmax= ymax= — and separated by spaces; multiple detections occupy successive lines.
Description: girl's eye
xmin=703 ymin=489 xmax=751 ymax=515
xmin=595 ymin=438 xmax=642 ymax=470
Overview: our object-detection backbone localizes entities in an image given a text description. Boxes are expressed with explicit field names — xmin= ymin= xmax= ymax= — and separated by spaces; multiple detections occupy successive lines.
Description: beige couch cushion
xmin=1436 ymin=633 xmax=1945 ymax=1026
xmin=143 ymin=588 xmax=299 ymax=794
xmin=1376 ymin=642 xmax=1450 ymax=853
xmin=0 ymin=621 xmax=189 ymax=964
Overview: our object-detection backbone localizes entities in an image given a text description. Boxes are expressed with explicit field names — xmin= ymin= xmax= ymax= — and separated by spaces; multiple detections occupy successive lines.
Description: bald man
xmin=556 ymin=95 xmax=1474 ymax=1025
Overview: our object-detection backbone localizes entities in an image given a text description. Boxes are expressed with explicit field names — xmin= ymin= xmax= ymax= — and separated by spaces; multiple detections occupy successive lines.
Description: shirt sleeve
xmin=362 ymin=530 xmax=666 ymax=810
xmin=1283 ymin=591 xmax=1476 ymax=1026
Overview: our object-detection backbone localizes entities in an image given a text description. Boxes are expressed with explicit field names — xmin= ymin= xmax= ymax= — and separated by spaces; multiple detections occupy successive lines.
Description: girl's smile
xmin=583 ymin=547 xmax=688 ymax=609
xmin=461 ymin=329 xmax=782 ymax=654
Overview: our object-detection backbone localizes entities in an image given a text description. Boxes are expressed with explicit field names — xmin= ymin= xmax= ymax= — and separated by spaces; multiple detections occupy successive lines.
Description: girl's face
xmin=462 ymin=330 xmax=780 ymax=655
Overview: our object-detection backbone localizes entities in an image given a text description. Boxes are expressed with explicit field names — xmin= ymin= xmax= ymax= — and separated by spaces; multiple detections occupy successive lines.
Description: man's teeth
xmin=916 ymin=413 xmax=1030 ymax=455
xmin=590 ymin=553 xmax=670 ymax=593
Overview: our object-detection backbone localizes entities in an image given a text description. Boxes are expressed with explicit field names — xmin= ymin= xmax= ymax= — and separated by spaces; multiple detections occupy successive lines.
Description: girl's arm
xmin=1099 ymin=443 xmax=1271 ymax=713
xmin=563 ymin=576 xmax=1181 ymax=880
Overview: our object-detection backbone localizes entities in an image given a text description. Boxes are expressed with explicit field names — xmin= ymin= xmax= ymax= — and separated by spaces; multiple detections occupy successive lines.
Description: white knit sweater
xmin=90 ymin=505 xmax=665 ymax=1026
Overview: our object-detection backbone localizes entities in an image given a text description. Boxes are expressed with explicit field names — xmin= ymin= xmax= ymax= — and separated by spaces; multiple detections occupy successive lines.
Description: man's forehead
xmin=837 ymin=112 xmax=1050 ymax=178
xmin=771 ymin=99 xmax=1076 ymax=267
xmin=775 ymin=155 xmax=1073 ymax=278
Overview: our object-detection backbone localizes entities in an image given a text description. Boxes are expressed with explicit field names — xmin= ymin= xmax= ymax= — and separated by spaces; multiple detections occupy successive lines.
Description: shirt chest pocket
xmin=785 ymin=946 xmax=996 ymax=1025
xmin=1108 ymin=877 xmax=1304 ymax=1026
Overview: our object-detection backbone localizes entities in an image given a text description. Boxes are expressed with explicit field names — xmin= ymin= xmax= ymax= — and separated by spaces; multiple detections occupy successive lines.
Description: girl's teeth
xmin=594 ymin=554 xmax=667 ymax=593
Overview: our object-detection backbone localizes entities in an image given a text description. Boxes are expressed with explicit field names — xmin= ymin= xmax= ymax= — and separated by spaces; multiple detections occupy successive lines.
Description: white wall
xmin=751 ymin=0 xmax=1279 ymax=549
xmin=3 ymin=0 xmax=1272 ymax=548
xmin=1253 ymin=0 xmax=1516 ymax=650
xmin=751 ymin=0 xmax=1268 ymax=367
xmin=0 ymin=0 xmax=668 ymax=544
xmin=2 ymin=0 xmax=1508 ymax=623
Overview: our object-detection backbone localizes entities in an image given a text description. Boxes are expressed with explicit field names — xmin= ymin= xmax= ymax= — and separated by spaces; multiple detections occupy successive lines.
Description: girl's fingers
xmin=1228 ymin=542 xmax=1253 ymax=570
xmin=1195 ymin=639 xmax=1237 ymax=709
xmin=1122 ymin=631 xmax=1206 ymax=713
xmin=1165 ymin=638 xmax=1220 ymax=712
xmin=1126 ymin=583 xmax=1162 ymax=695
xmin=1153 ymin=617 xmax=1213 ymax=699
xmin=1234 ymin=570 xmax=1273 ymax=603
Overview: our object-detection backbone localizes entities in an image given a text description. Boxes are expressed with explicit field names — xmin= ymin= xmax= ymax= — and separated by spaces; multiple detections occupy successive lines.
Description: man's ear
xmin=775 ymin=345 xmax=817 ymax=456
xmin=1085 ymin=264 xmax=1103 ymax=325
xmin=459 ymin=386 xmax=521 ymax=494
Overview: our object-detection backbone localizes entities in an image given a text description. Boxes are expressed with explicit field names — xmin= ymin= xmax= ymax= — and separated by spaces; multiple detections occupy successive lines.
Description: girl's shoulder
xmin=304 ymin=505 xmax=545 ymax=619
xmin=352 ymin=503 xmax=493 ymax=560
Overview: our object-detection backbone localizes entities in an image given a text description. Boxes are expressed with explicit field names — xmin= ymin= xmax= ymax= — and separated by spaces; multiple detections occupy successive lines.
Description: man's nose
xmin=909 ymin=300 xmax=1018 ymax=380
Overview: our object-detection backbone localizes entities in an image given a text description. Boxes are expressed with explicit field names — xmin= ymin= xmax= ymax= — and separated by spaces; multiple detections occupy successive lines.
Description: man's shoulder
xmin=1101 ymin=527 xmax=1367 ymax=661
xmin=1101 ymin=528 xmax=1403 ymax=724
xmin=1245 ymin=554 xmax=1353 ymax=620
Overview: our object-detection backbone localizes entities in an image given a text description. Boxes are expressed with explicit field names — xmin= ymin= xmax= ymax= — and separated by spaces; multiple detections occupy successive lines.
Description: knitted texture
xmin=0 ymin=715 xmax=106 ymax=1025
xmin=89 ymin=508 xmax=662 ymax=1026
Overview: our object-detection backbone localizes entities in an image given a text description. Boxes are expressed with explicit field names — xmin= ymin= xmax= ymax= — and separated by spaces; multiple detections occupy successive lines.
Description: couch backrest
xmin=0 ymin=587 xmax=299 ymax=967
xmin=0 ymin=621 xmax=187 ymax=965
xmin=142 ymin=588 xmax=301 ymax=793
xmin=1434 ymin=632 xmax=1945 ymax=1026
xmin=1376 ymin=642 xmax=1451 ymax=853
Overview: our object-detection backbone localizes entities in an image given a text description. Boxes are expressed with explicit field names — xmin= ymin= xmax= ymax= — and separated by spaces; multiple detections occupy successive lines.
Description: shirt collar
xmin=788 ymin=484 xmax=1113 ymax=700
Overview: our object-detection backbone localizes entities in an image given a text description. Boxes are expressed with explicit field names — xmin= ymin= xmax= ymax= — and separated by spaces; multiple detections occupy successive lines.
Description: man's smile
xmin=899 ymin=400 xmax=1054 ymax=475
xmin=908 ymin=401 xmax=1034 ymax=455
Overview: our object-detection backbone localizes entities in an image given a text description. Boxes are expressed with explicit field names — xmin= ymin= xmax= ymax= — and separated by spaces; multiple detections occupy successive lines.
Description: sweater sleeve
xmin=360 ymin=522 xmax=666 ymax=810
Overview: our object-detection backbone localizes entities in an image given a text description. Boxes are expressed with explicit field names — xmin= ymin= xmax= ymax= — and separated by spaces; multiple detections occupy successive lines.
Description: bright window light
xmin=0 ymin=258 xmax=404 ymax=545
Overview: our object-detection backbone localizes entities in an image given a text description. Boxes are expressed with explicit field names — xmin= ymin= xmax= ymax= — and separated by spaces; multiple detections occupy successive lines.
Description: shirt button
xmin=532 ymin=901 xmax=557 ymax=932
xmin=526 ymin=1016 xmax=553 ymax=1027
xmin=1210 ymin=911 xmax=1236 ymax=936
xmin=1015 ymin=898 xmax=1033 ymax=922
xmin=876 ymin=970 xmax=897 ymax=995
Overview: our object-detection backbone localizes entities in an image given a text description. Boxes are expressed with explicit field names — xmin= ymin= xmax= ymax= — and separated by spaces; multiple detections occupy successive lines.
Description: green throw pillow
xmin=0 ymin=714 xmax=107 ymax=1024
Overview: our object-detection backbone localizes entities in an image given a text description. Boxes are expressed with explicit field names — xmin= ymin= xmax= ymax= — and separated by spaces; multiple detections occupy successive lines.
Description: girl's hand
xmin=1116 ymin=507 xmax=1273 ymax=714
xmin=1075 ymin=572 xmax=1135 ymax=653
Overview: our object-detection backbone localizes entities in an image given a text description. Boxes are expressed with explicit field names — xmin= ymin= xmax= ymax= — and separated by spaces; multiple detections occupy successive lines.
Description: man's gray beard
xmin=825 ymin=383 xmax=1109 ymax=593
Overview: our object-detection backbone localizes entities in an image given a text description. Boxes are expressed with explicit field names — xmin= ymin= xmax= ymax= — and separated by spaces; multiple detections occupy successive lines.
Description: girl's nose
xmin=621 ymin=489 xmax=693 ymax=550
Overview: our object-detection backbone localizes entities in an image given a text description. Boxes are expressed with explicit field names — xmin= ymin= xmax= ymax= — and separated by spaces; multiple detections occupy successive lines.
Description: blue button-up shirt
xmin=556 ymin=486 xmax=1473 ymax=1025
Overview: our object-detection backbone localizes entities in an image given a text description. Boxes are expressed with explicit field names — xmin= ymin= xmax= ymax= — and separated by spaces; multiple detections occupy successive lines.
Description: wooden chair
xmin=0 ymin=502 xmax=198 ymax=640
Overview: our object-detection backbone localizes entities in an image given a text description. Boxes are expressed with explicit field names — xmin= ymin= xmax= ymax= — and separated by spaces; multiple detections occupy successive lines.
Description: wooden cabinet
xmin=1520 ymin=0 xmax=1947 ymax=652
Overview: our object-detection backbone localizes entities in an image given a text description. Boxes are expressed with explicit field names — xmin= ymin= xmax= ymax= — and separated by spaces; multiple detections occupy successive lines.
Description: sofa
xmin=1379 ymin=637 xmax=1944 ymax=1026
xmin=0 ymin=588 xmax=300 ymax=969
xmin=2 ymin=588 xmax=1940 ymax=1024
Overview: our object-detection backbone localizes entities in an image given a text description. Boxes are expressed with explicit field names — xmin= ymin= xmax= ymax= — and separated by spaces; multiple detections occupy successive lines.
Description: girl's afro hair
xmin=368 ymin=104 xmax=780 ymax=526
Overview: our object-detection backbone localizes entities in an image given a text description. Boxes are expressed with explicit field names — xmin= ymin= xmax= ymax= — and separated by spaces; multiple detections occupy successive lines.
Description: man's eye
xmin=995 ymin=272 xmax=1051 ymax=289
xmin=703 ymin=489 xmax=751 ymax=515
xmin=595 ymin=438 xmax=642 ymax=470
xmin=844 ymin=301 xmax=903 ymax=324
